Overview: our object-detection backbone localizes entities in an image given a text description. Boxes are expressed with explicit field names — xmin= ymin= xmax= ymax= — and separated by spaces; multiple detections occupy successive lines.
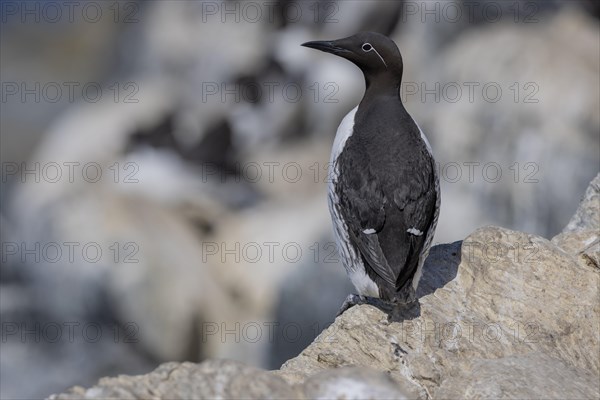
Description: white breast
xmin=327 ymin=106 xmax=380 ymax=298
xmin=330 ymin=106 xmax=358 ymax=166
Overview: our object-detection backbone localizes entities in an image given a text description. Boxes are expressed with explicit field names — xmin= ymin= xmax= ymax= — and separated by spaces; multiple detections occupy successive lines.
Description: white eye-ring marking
xmin=361 ymin=42 xmax=388 ymax=68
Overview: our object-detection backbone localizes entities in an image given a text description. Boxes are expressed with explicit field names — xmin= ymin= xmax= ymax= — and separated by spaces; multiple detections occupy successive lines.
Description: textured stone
xmin=302 ymin=367 xmax=412 ymax=400
xmin=279 ymin=224 xmax=600 ymax=398
xmin=563 ymin=172 xmax=600 ymax=233
xmin=50 ymin=177 xmax=600 ymax=399
xmin=552 ymin=172 xmax=600 ymax=269
xmin=51 ymin=361 xmax=302 ymax=400
xmin=552 ymin=229 xmax=599 ymax=269
xmin=436 ymin=353 xmax=600 ymax=399
xmin=50 ymin=361 xmax=413 ymax=400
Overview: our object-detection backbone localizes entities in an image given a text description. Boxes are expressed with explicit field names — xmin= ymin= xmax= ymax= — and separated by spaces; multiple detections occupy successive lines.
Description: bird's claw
xmin=336 ymin=294 xmax=365 ymax=317
xmin=336 ymin=294 xmax=399 ymax=317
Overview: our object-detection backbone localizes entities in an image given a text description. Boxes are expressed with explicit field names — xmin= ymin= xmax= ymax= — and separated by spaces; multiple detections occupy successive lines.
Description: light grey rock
xmin=50 ymin=176 xmax=600 ymax=399
xmin=436 ymin=352 xmax=600 ymax=399
xmin=50 ymin=361 xmax=412 ymax=400
xmin=552 ymin=229 xmax=599 ymax=269
xmin=302 ymin=367 xmax=412 ymax=400
xmin=278 ymin=223 xmax=599 ymax=398
xmin=40 ymin=177 xmax=600 ymax=399
xmin=552 ymin=172 xmax=600 ymax=269
xmin=562 ymin=172 xmax=600 ymax=233
xmin=51 ymin=360 xmax=301 ymax=400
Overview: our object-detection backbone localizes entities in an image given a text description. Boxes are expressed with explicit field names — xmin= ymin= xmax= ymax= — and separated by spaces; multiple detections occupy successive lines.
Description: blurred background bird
xmin=1 ymin=1 xmax=599 ymax=398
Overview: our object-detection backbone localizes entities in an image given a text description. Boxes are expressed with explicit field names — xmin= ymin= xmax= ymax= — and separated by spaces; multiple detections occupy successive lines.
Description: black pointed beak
xmin=301 ymin=40 xmax=351 ymax=55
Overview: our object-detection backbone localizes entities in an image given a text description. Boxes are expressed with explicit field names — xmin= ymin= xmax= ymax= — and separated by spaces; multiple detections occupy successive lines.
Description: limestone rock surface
xmin=50 ymin=175 xmax=600 ymax=399
xmin=51 ymin=360 xmax=409 ymax=400
xmin=552 ymin=172 xmax=600 ymax=269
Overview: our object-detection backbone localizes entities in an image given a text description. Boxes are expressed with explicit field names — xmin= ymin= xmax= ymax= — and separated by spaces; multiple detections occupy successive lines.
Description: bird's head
xmin=302 ymin=32 xmax=403 ymax=86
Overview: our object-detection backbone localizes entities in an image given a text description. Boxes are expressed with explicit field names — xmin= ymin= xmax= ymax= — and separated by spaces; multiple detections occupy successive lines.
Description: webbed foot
xmin=336 ymin=294 xmax=395 ymax=317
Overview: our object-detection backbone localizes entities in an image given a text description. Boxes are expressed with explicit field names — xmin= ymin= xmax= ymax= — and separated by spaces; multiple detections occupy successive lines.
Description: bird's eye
xmin=362 ymin=43 xmax=372 ymax=52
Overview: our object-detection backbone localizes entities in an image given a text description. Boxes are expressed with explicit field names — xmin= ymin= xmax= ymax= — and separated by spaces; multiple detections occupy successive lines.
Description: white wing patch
xmin=407 ymin=227 xmax=423 ymax=236
xmin=362 ymin=228 xmax=376 ymax=234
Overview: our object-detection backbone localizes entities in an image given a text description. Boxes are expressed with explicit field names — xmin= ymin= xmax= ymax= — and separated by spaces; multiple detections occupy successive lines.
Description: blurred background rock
xmin=0 ymin=1 xmax=598 ymax=398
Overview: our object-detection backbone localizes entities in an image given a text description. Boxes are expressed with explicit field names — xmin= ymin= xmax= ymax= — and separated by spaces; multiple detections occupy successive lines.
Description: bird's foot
xmin=337 ymin=294 xmax=421 ymax=321
xmin=336 ymin=294 xmax=395 ymax=317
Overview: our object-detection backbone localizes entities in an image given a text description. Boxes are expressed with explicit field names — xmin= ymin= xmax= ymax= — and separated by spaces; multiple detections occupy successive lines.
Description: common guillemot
xmin=302 ymin=32 xmax=440 ymax=313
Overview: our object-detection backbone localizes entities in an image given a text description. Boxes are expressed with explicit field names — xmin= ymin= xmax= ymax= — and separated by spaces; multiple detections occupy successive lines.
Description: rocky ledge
xmin=51 ymin=174 xmax=599 ymax=400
